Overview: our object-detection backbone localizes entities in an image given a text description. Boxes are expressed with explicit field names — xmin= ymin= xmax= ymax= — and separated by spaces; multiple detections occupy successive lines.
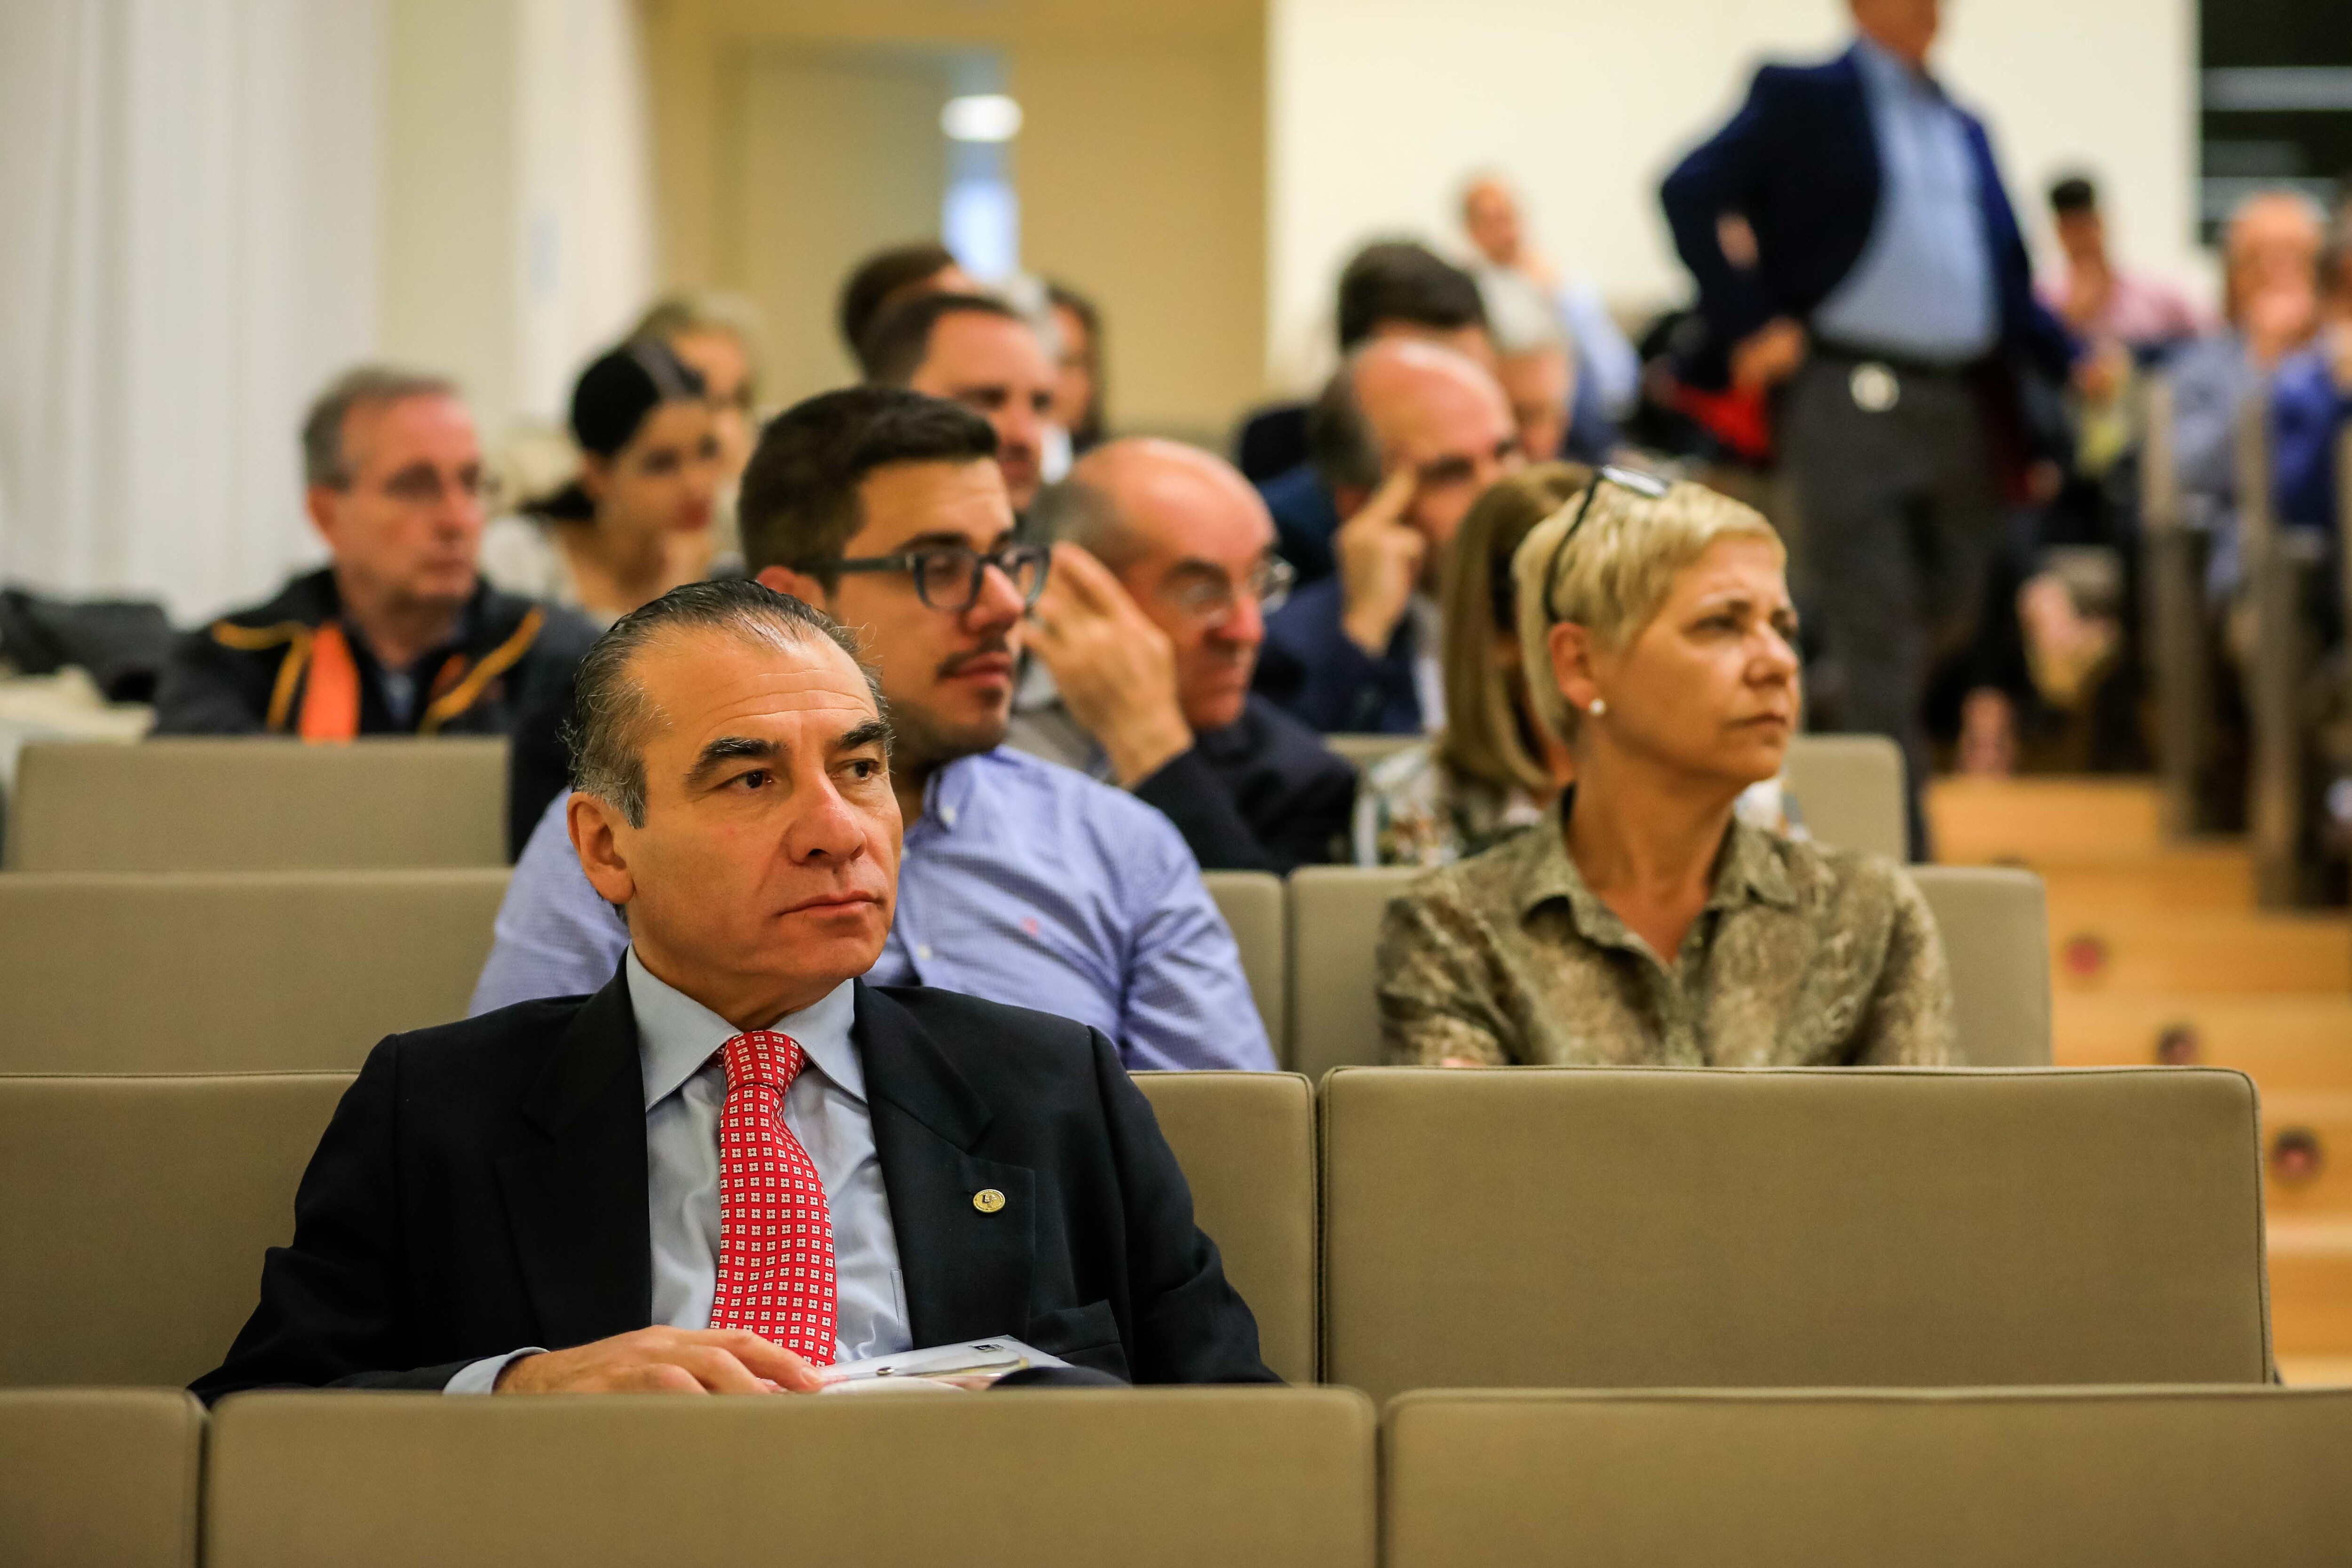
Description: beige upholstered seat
xmin=1200 ymin=869 xmax=1287 ymax=1056
xmin=1907 ymin=865 xmax=2050 ymax=1066
xmin=205 ymin=1389 xmax=1376 ymax=1568
xmin=0 ymin=1389 xmax=205 ymax=1568
xmin=1383 ymin=1386 xmax=2352 ymax=1568
xmin=1781 ymin=732 xmax=1908 ymax=862
xmin=1321 ymin=732 xmax=1416 ymax=772
xmin=0 ymin=1074 xmax=353 ymax=1387
xmin=1320 ymin=1066 xmax=2270 ymax=1404
xmin=1131 ymin=1071 xmax=1316 ymax=1383
xmin=0 ymin=870 xmax=508 ymax=1072
xmin=3 ymin=737 xmax=508 ymax=872
xmin=1289 ymin=860 xmax=2049 ymax=1074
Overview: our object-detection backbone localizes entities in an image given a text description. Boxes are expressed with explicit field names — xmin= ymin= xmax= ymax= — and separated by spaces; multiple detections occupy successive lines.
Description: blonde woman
xmin=1378 ymin=468 xmax=1954 ymax=1066
xmin=1353 ymin=464 xmax=1586 ymax=866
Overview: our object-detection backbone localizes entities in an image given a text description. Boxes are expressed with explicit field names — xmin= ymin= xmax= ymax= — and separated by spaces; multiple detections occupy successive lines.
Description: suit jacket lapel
xmin=856 ymin=982 xmax=1037 ymax=1348
xmin=494 ymin=970 xmax=654 ymax=1349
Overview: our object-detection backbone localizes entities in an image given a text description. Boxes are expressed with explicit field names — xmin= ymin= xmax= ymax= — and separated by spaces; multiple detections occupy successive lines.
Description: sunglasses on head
xmin=1539 ymin=465 xmax=1672 ymax=620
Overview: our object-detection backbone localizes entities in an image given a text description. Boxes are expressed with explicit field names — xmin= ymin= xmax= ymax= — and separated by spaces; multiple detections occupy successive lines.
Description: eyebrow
xmin=683 ymin=735 xmax=779 ymax=789
xmin=836 ymin=717 xmax=892 ymax=757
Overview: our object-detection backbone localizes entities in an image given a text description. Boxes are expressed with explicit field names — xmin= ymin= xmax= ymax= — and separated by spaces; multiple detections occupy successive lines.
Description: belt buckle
xmin=1849 ymin=361 xmax=1899 ymax=413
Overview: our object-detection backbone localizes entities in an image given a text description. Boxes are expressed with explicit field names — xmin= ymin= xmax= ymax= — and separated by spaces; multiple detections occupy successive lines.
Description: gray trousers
xmin=1780 ymin=350 xmax=2003 ymax=858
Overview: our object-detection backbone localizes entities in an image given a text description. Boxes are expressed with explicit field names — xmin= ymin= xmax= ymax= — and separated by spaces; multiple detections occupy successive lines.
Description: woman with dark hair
xmin=483 ymin=341 xmax=723 ymax=628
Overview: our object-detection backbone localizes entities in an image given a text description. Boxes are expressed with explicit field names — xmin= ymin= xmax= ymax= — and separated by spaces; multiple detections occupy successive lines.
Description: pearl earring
xmin=1587 ymin=698 xmax=1607 ymax=717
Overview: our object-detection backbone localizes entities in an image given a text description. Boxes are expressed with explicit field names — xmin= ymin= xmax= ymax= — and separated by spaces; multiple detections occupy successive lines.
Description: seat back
xmin=1320 ymin=1066 xmax=2269 ymax=1404
xmin=0 ymin=1389 xmax=204 ymax=1568
xmin=0 ymin=871 xmax=508 ymax=1072
xmin=1287 ymin=866 xmax=1415 ymax=1079
xmin=1907 ymin=865 xmax=2050 ymax=1066
xmin=1321 ymin=733 xmax=1415 ymax=772
xmin=4 ymin=737 xmax=507 ymax=872
xmin=1201 ymin=869 xmax=1287 ymax=1056
xmin=1782 ymin=733 xmax=1908 ymax=862
xmin=1131 ymin=1072 xmax=1316 ymax=1382
xmin=0 ymin=1074 xmax=353 ymax=1386
xmin=1383 ymin=1387 xmax=2352 ymax=1568
xmin=205 ymin=1389 xmax=1375 ymax=1568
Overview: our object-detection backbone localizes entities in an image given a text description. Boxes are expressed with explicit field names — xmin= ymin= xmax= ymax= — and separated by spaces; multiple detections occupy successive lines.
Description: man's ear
xmin=303 ymin=485 xmax=340 ymax=548
xmin=756 ymin=563 xmax=829 ymax=610
xmin=567 ymin=792 xmax=638 ymax=909
xmin=1331 ymin=485 xmax=1369 ymax=520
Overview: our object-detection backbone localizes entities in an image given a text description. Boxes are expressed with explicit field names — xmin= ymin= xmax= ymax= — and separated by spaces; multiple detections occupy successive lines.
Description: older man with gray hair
xmin=1015 ymin=438 xmax=1357 ymax=872
xmin=152 ymin=363 xmax=601 ymax=852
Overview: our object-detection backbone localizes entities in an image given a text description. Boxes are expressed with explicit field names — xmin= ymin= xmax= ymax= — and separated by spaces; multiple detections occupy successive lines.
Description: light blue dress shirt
xmin=1810 ymin=37 xmax=1997 ymax=364
xmin=446 ymin=951 xmax=911 ymax=1393
xmin=468 ymin=747 xmax=1275 ymax=1072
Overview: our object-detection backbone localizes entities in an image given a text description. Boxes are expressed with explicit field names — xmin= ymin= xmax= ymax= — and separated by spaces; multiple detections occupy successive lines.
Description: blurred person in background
xmin=1248 ymin=241 xmax=1495 ymax=576
xmin=859 ymin=293 xmax=1057 ymax=513
xmin=1046 ymin=281 xmax=1107 ymax=455
xmin=154 ymin=366 xmax=598 ymax=853
xmin=1354 ymin=463 xmax=1585 ymax=865
xmin=1659 ymin=0 xmax=2079 ymax=855
xmin=633 ymin=290 xmax=768 ymax=567
xmin=2271 ymin=215 xmax=2352 ymax=536
xmin=483 ymin=342 xmax=723 ymax=630
xmin=1015 ymin=439 xmax=1357 ymax=872
xmin=1378 ymin=470 xmax=1953 ymax=1067
xmin=475 ymin=388 xmax=1273 ymax=1073
xmin=1460 ymin=172 xmax=1641 ymax=421
xmin=1475 ymin=265 xmax=1576 ymax=463
xmin=2038 ymin=174 xmax=2205 ymax=359
xmin=1254 ymin=338 xmax=1524 ymax=736
xmin=835 ymin=241 xmax=976 ymax=363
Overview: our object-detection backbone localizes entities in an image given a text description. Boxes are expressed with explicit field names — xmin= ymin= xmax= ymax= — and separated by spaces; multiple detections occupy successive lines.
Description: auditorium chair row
xmin=9 ymin=1382 xmax=2347 ymax=1568
xmin=0 ymin=861 xmax=2049 ymax=1077
xmin=0 ymin=732 xmax=1910 ymax=874
xmin=0 ymin=1065 xmax=2274 ymax=1396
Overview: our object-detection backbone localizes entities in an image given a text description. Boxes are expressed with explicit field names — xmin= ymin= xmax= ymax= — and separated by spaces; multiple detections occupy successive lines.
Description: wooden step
xmin=2044 ymin=908 xmax=2352 ymax=994
xmin=2055 ymin=996 xmax=2352 ymax=1085
xmin=2030 ymin=847 xmax=2255 ymax=912
xmin=2269 ymin=1218 xmax=2352 ymax=1356
xmin=2276 ymin=1354 xmax=2352 ymax=1385
xmin=1927 ymin=778 xmax=2164 ymax=862
xmin=2261 ymin=1094 xmax=2352 ymax=1220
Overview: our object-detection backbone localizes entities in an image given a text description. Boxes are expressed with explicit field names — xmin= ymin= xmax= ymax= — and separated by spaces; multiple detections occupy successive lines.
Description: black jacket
xmin=151 ymin=568 xmax=599 ymax=855
xmin=190 ymin=975 xmax=1276 ymax=1401
xmin=1134 ymin=695 xmax=1357 ymax=874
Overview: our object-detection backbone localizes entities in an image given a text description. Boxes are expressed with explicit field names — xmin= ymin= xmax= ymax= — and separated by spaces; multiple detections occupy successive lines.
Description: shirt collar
xmin=919 ymin=752 xmax=984 ymax=834
xmin=1514 ymin=792 xmax=1799 ymax=938
xmin=627 ymin=947 xmax=863 ymax=1113
xmin=1852 ymin=34 xmax=1947 ymax=103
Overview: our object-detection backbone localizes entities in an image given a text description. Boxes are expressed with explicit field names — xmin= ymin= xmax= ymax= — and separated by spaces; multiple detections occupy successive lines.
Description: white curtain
xmin=0 ymin=0 xmax=382 ymax=624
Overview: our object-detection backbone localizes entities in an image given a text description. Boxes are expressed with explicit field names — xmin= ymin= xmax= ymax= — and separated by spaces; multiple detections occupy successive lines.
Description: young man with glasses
xmin=152 ymin=365 xmax=601 ymax=853
xmin=1014 ymin=438 xmax=1358 ymax=872
xmin=472 ymin=388 xmax=1275 ymax=1073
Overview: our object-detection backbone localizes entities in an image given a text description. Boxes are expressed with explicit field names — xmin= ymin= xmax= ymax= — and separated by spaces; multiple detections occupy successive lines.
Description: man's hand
xmin=494 ymin=1327 xmax=825 ymax=1394
xmin=1027 ymin=543 xmax=1193 ymax=786
xmin=1730 ymin=316 xmax=1807 ymax=392
xmin=1335 ymin=469 xmax=1425 ymax=658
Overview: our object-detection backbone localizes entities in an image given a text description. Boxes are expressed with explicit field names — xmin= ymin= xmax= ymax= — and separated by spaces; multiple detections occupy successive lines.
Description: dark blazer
xmin=1133 ymin=694 xmax=1358 ymax=873
xmin=190 ymin=977 xmax=1276 ymax=1401
xmin=1659 ymin=44 xmax=2073 ymax=385
xmin=1253 ymin=575 xmax=1423 ymax=736
xmin=151 ymin=568 xmax=599 ymax=855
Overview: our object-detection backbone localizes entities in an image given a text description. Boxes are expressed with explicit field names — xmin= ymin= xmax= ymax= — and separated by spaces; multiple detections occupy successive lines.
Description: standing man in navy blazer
xmin=1660 ymin=0 xmax=2077 ymax=854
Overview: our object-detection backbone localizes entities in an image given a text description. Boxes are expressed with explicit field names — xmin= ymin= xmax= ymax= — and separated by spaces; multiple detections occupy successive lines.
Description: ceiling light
xmin=942 ymin=94 xmax=1023 ymax=143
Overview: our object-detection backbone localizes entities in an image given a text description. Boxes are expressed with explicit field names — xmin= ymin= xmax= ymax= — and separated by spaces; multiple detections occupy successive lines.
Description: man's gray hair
xmin=1307 ymin=354 xmax=1382 ymax=493
xmin=300 ymin=364 xmax=461 ymax=488
xmin=565 ymin=579 xmax=889 ymax=828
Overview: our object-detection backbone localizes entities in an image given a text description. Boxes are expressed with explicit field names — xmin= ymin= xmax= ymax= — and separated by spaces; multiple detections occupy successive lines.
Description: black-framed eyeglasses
xmin=819 ymin=541 xmax=1051 ymax=613
xmin=1158 ymin=556 xmax=1296 ymax=628
xmin=1540 ymin=464 xmax=1672 ymax=618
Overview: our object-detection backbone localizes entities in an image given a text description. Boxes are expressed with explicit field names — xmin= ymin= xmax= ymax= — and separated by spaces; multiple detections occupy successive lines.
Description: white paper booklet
xmin=817 ymin=1337 xmax=1071 ymax=1393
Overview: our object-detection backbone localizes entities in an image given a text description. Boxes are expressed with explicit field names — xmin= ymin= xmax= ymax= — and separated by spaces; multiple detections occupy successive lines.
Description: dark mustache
xmin=937 ymin=637 xmax=1014 ymax=678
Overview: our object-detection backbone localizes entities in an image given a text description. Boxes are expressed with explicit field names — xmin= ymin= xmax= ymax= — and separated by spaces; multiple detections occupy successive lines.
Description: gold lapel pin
xmin=972 ymin=1187 xmax=1007 ymax=1214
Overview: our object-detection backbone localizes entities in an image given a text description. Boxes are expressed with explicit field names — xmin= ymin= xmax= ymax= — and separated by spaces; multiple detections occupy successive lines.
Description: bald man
xmin=1014 ymin=440 xmax=1358 ymax=872
xmin=1252 ymin=339 xmax=1522 ymax=735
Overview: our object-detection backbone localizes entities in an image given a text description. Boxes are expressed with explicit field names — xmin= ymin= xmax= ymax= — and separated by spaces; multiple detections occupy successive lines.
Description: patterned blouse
xmin=1376 ymin=802 xmax=1955 ymax=1067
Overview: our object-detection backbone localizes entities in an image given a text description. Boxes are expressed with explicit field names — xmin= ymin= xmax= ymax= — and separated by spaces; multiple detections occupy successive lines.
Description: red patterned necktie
xmin=707 ymin=1030 xmax=837 ymax=1365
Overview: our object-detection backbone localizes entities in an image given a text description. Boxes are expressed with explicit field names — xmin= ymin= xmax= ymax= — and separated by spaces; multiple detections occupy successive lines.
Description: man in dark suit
xmin=1013 ymin=438 xmax=1358 ymax=873
xmin=193 ymin=577 xmax=1274 ymax=1399
xmin=1659 ymin=0 xmax=2079 ymax=853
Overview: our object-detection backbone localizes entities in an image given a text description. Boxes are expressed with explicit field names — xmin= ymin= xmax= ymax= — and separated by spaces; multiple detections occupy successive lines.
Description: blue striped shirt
xmin=469 ymin=747 xmax=1276 ymax=1073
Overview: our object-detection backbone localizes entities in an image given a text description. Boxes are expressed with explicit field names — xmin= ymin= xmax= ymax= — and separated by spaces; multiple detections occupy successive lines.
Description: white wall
xmin=1267 ymin=0 xmax=2199 ymax=389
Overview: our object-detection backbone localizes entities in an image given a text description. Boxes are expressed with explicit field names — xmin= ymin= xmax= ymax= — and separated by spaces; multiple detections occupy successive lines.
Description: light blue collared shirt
xmin=445 ymin=952 xmax=911 ymax=1393
xmin=469 ymin=748 xmax=1275 ymax=1073
xmin=1810 ymin=37 xmax=1997 ymax=364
